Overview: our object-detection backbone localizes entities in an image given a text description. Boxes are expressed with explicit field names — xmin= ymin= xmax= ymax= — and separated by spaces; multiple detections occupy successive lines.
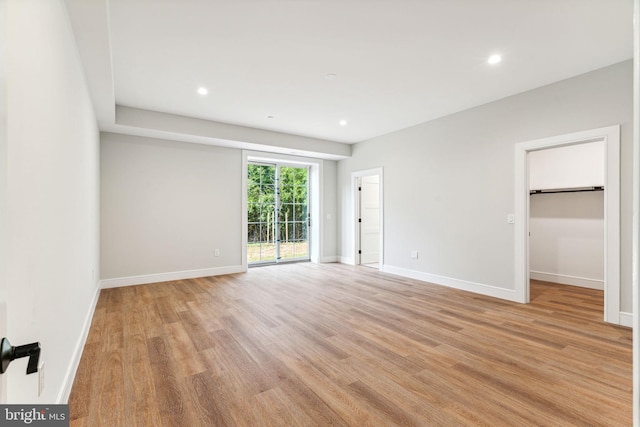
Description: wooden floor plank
xmin=122 ymin=334 xmax=163 ymax=427
xmin=69 ymin=263 xmax=632 ymax=426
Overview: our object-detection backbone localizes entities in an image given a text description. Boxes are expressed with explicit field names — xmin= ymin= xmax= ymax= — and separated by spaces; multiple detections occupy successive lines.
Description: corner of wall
xmin=57 ymin=284 xmax=101 ymax=403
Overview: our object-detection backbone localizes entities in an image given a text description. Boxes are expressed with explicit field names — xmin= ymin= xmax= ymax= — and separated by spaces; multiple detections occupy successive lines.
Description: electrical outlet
xmin=410 ymin=250 xmax=418 ymax=259
xmin=38 ymin=363 xmax=44 ymax=396
xmin=214 ymin=249 xmax=220 ymax=257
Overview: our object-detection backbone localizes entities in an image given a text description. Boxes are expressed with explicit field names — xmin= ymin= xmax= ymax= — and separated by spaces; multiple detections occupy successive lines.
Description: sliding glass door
xmin=247 ymin=163 xmax=309 ymax=265
xmin=247 ymin=164 xmax=277 ymax=263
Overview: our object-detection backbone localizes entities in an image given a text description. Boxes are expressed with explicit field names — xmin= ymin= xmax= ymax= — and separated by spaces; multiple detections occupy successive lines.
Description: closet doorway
xmin=528 ymin=143 xmax=605 ymax=291
xmin=514 ymin=126 xmax=621 ymax=324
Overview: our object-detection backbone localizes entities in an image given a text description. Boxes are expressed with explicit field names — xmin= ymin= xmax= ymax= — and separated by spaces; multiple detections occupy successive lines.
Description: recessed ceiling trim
xmin=114 ymin=105 xmax=351 ymax=159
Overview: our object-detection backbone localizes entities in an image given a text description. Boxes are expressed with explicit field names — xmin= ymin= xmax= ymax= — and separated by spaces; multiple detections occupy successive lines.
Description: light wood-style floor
xmin=69 ymin=263 xmax=632 ymax=426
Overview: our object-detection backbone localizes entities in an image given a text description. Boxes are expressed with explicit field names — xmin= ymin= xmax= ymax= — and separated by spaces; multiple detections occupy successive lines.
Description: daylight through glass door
xmin=248 ymin=163 xmax=309 ymax=264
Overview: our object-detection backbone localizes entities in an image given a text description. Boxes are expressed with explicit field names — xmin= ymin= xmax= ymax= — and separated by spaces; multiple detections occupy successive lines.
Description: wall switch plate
xmin=410 ymin=251 xmax=418 ymax=259
xmin=507 ymin=214 xmax=515 ymax=224
xmin=214 ymin=249 xmax=220 ymax=257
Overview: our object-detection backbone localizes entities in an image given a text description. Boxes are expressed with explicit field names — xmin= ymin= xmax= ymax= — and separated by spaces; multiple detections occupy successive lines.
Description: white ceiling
xmin=68 ymin=0 xmax=633 ymax=147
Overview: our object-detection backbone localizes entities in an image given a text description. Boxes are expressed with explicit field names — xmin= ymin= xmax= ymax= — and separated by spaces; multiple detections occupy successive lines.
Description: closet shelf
xmin=529 ymin=186 xmax=604 ymax=195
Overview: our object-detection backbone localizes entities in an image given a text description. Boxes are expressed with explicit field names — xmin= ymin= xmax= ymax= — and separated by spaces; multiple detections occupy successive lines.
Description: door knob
xmin=0 ymin=338 xmax=40 ymax=375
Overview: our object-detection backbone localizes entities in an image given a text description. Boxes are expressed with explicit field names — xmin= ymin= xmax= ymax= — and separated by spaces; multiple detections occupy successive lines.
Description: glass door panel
xmin=248 ymin=163 xmax=309 ymax=265
xmin=278 ymin=166 xmax=308 ymax=261
xmin=247 ymin=164 xmax=276 ymax=263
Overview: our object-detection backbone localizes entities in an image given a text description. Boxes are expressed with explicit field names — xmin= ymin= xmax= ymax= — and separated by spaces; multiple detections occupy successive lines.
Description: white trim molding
xmin=633 ymin=2 xmax=639 ymax=423
xmin=340 ymin=257 xmax=356 ymax=266
xmin=619 ymin=312 xmax=633 ymax=328
xmin=530 ymin=271 xmax=604 ymax=290
xmin=382 ymin=265 xmax=519 ymax=302
xmin=514 ymin=125 xmax=621 ymax=324
xmin=100 ymin=265 xmax=244 ymax=289
xmin=58 ymin=283 xmax=101 ymax=403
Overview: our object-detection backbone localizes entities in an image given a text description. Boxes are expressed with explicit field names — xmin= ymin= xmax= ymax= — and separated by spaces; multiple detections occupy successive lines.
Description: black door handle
xmin=0 ymin=338 xmax=40 ymax=375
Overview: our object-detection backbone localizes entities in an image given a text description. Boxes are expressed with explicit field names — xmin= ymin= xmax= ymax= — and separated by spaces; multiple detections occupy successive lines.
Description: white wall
xmin=5 ymin=0 xmax=100 ymax=403
xmin=101 ymin=133 xmax=340 ymax=285
xmin=321 ymin=160 xmax=338 ymax=262
xmin=529 ymin=142 xmax=605 ymax=190
xmin=530 ymin=192 xmax=604 ymax=288
xmin=101 ymin=133 xmax=243 ymax=283
xmin=0 ymin=0 xmax=8 ymax=403
xmin=338 ymin=60 xmax=633 ymax=311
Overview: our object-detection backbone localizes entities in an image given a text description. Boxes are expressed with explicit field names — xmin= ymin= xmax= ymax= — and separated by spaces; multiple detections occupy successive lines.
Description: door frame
xmin=0 ymin=0 xmax=7 ymax=402
xmin=352 ymin=168 xmax=384 ymax=269
xmin=514 ymin=125 xmax=620 ymax=324
xmin=242 ymin=151 xmax=322 ymax=271
xmin=246 ymin=161 xmax=311 ymax=265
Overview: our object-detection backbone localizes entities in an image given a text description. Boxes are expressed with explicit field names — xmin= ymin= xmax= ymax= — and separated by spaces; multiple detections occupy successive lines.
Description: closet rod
xmin=529 ymin=186 xmax=604 ymax=195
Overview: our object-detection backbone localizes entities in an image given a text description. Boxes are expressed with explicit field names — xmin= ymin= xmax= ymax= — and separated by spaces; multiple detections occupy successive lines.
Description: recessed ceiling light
xmin=325 ymin=73 xmax=337 ymax=80
xmin=487 ymin=54 xmax=502 ymax=65
xmin=197 ymin=87 xmax=208 ymax=95
xmin=339 ymin=120 xmax=348 ymax=126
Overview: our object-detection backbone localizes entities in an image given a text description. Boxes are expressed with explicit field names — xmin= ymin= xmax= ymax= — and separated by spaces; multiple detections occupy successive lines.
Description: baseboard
xmin=619 ymin=311 xmax=633 ymax=328
xmin=320 ymin=256 xmax=340 ymax=263
xmin=100 ymin=265 xmax=244 ymax=289
xmin=530 ymin=271 xmax=604 ymax=290
xmin=340 ymin=257 xmax=355 ymax=266
xmin=382 ymin=265 xmax=519 ymax=302
xmin=57 ymin=282 xmax=101 ymax=403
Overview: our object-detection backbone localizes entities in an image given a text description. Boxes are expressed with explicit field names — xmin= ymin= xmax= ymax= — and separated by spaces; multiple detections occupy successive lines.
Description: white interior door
xmin=359 ymin=175 xmax=380 ymax=265
xmin=0 ymin=301 xmax=6 ymax=403
xmin=0 ymin=0 xmax=7 ymax=403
